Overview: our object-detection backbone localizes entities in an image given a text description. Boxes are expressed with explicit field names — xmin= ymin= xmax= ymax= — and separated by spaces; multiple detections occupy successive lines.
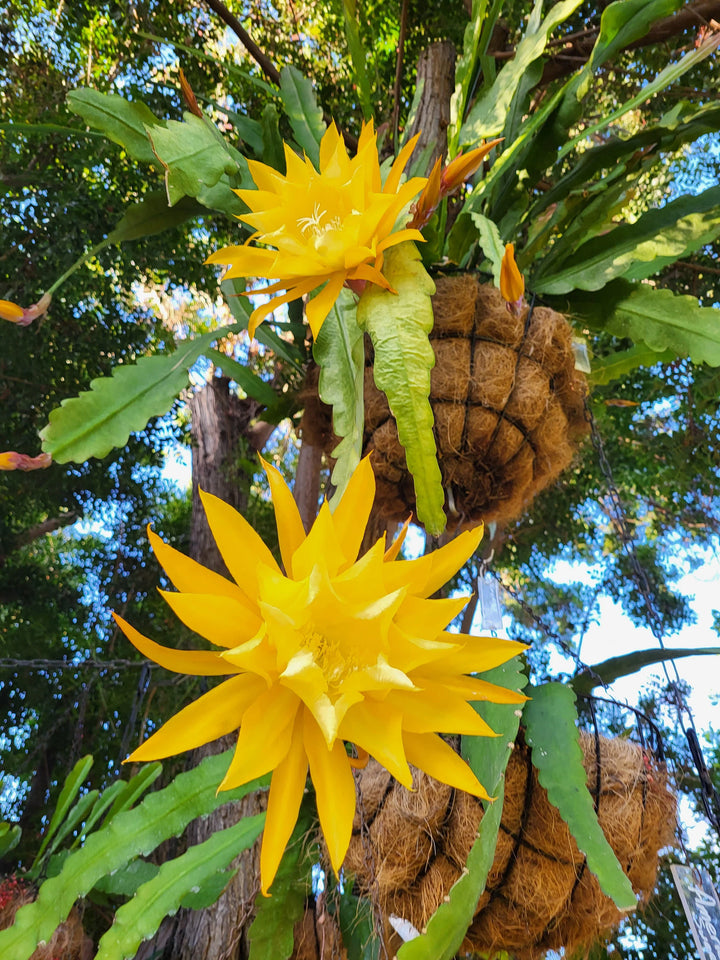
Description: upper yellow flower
xmin=207 ymin=121 xmax=427 ymax=338
xmin=114 ymin=458 xmax=526 ymax=894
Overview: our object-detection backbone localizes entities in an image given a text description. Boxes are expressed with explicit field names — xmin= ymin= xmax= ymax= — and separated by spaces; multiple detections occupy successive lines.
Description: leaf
xmin=356 ymin=241 xmax=445 ymax=535
xmin=279 ymin=65 xmax=326 ymax=168
xmin=337 ymin=891 xmax=380 ymax=960
xmin=313 ymin=288 xmax=365 ymax=503
xmin=248 ymin=802 xmax=314 ymax=960
xmin=0 ymin=121 xmax=105 ymax=139
xmin=585 ymin=0 xmax=681 ymax=75
xmin=0 ymin=750 xmax=267 ymax=960
xmin=567 ymin=280 xmax=720 ymax=367
xmin=39 ymin=325 xmax=241 ymax=463
xmin=103 ymin=763 xmax=164 ymax=825
xmin=204 ymin=348 xmax=279 ymax=407
xmin=31 ymin=756 xmax=93 ymax=869
xmin=470 ymin=213 xmax=505 ymax=285
xmin=523 ymin=683 xmax=637 ymax=911
xmin=95 ymin=814 xmax=265 ymax=960
xmin=557 ymin=31 xmax=720 ymax=164
xmin=66 ymin=88 xmax=164 ymax=165
xmin=534 ymin=186 xmax=720 ymax=293
xmin=589 ymin=345 xmax=674 ymax=386
xmin=106 ymin=192 xmax=205 ymax=244
xmin=261 ymin=103 xmax=286 ymax=172
xmin=0 ymin=823 xmax=22 ymax=860
xmin=448 ymin=0 xmax=489 ymax=154
xmin=45 ymin=790 xmax=100 ymax=862
xmin=572 ymin=646 xmax=720 ymax=696
xmin=93 ymin=859 xmax=160 ymax=898
xmin=145 ymin=112 xmax=245 ymax=206
xmin=342 ymin=0 xmax=373 ymax=121
xmin=398 ymin=657 xmax=527 ymax=960
xmin=460 ymin=0 xmax=583 ymax=142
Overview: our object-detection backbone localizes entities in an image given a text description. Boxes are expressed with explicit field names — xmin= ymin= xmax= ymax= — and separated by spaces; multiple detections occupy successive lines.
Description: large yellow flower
xmin=206 ymin=122 xmax=427 ymax=338
xmin=114 ymin=458 xmax=526 ymax=894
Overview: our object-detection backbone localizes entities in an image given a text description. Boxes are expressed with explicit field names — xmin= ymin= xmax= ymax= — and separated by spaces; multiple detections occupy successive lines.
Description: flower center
xmin=301 ymin=627 xmax=356 ymax=696
xmin=297 ymin=202 xmax=342 ymax=244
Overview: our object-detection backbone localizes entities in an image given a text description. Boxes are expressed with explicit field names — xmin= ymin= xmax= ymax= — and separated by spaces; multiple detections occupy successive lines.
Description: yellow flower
xmin=206 ymin=122 xmax=427 ymax=338
xmin=114 ymin=458 xmax=526 ymax=894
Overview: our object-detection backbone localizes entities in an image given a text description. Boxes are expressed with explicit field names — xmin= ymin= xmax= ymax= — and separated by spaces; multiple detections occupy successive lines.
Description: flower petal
xmin=305 ymin=274 xmax=345 ymax=338
xmin=260 ymin=711 xmax=308 ymax=894
xmin=158 ymin=591 xmax=262 ymax=648
xmin=330 ymin=455 xmax=375 ymax=566
xmin=148 ymin=527 xmax=254 ymax=606
xmin=403 ymin=731 xmax=492 ymax=800
xmin=383 ymin=132 xmax=420 ymax=195
xmin=390 ymin=687 xmax=497 ymax=736
xmin=304 ymin=712 xmax=356 ymax=875
xmin=126 ymin=674 xmax=264 ymax=762
xmin=248 ymin=278 xmax=320 ymax=338
xmin=113 ymin=613 xmax=231 ymax=675
xmin=261 ymin=457 xmax=306 ymax=568
xmin=220 ymin=686 xmax=300 ymax=791
xmin=199 ymin=488 xmax=281 ymax=595
xmin=434 ymin=634 xmax=528 ymax=674
xmin=339 ymin=700 xmax=412 ymax=787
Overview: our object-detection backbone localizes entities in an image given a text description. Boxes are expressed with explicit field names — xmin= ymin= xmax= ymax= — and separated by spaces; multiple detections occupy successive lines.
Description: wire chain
xmin=355 ymin=775 xmax=389 ymax=960
xmin=584 ymin=397 xmax=720 ymax=836
xmin=0 ymin=658 xmax=157 ymax=671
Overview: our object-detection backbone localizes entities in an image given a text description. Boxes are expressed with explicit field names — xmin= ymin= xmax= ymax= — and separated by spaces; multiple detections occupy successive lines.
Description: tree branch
xmin=202 ymin=0 xmax=281 ymax=85
xmin=9 ymin=512 xmax=79 ymax=554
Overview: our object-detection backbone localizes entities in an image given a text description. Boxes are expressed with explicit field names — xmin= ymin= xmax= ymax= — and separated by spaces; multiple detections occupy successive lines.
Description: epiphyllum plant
xmin=207 ymin=120 xmax=427 ymax=337
xmin=114 ymin=457 xmax=526 ymax=894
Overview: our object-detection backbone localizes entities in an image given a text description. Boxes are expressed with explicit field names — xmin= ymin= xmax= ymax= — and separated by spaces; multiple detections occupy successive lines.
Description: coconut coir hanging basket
xmin=302 ymin=275 xmax=588 ymax=529
xmin=342 ymin=732 xmax=676 ymax=959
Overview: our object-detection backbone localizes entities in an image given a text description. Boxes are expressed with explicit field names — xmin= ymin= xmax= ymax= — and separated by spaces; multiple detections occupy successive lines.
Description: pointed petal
xmin=339 ymin=700 xmax=412 ymax=787
xmin=260 ymin=711 xmax=308 ymax=895
xmin=403 ymin=731 xmax=492 ymax=800
xmin=261 ymin=457 xmax=306 ymax=569
xmin=385 ymin=526 xmax=483 ymax=598
xmin=291 ymin=502 xmax=348 ymax=580
xmin=394 ymin=595 xmax=469 ymax=640
xmin=248 ymin=278 xmax=320 ymax=337
xmin=384 ymin=518 xmax=410 ymax=562
xmin=220 ymin=686 xmax=300 ymax=790
xmin=148 ymin=527 xmax=253 ymax=605
xmin=305 ymin=274 xmax=345 ymax=338
xmin=304 ymin=713 xmax=356 ymax=875
xmin=384 ymin=133 xmax=420 ymax=195
xmin=205 ymin=245 xmax=279 ymax=275
xmin=417 ymin=673 xmax=528 ymax=704
xmin=389 ymin=688 xmax=497 ymax=736
xmin=127 ymin=674 xmax=264 ymax=762
xmin=159 ymin=591 xmax=262 ymax=648
xmin=330 ymin=456 xmax=375 ymax=565
xmin=113 ymin=613 xmax=231 ymax=675
xmin=199 ymin=488 xmax=281 ymax=595
xmin=434 ymin=634 xmax=528 ymax=674
xmin=319 ymin=122 xmax=343 ymax=171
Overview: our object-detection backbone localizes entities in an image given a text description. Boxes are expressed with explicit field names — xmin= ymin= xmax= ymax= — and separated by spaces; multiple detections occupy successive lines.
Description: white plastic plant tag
xmin=476 ymin=574 xmax=504 ymax=631
xmin=572 ymin=338 xmax=591 ymax=373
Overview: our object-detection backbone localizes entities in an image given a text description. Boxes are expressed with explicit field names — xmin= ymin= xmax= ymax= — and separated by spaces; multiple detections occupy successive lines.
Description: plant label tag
xmin=671 ymin=864 xmax=720 ymax=960
xmin=476 ymin=574 xmax=504 ymax=631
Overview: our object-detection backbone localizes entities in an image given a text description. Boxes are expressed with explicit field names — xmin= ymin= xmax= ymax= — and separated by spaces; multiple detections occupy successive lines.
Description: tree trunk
xmin=138 ymin=377 xmax=271 ymax=960
xmin=406 ymin=40 xmax=456 ymax=172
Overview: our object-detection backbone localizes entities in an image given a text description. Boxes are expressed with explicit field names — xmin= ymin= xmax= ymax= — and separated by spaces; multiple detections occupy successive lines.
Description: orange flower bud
xmin=408 ymin=156 xmax=442 ymax=229
xmin=0 ymin=451 xmax=52 ymax=471
xmin=0 ymin=293 xmax=51 ymax=326
xmin=500 ymin=243 xmax=525 ymax=309
xmin=440 ymin=138 xmax=503 ymax=195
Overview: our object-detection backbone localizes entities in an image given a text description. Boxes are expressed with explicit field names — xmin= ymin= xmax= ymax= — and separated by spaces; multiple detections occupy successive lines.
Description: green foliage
xmin=357 ymin=242 xmax=445 ymax=534
xmin=397 ymin=657 xmax=527 ymax=960
xmin=573 ymin=646 xmax=720 ymax=696
xmin=95 ymin=812 xmax=265 ymax=960
xmin=279 ymin=66 xmax=327 ymax=167
xmin=313 ymin=289 xmax=365 ymax=501
xmin=0 ymin=749 xmax=266 ymax=960
xmin=523 ymin=684 xmax=636 ymax=911
xmin=40 ymin=326 xmax=241 ymax=462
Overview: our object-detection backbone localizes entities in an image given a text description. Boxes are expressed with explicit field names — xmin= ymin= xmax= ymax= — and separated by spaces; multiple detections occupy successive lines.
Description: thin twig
xmin=391 ymin=0 xmax=409 ymax=150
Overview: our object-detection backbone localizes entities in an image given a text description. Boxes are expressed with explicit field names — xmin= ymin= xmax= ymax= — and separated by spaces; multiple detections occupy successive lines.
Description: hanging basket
xmin=343 ymin=732 xmax=676 ymax=959
xmin=302 ymin=276 xmax=588 ymax=529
